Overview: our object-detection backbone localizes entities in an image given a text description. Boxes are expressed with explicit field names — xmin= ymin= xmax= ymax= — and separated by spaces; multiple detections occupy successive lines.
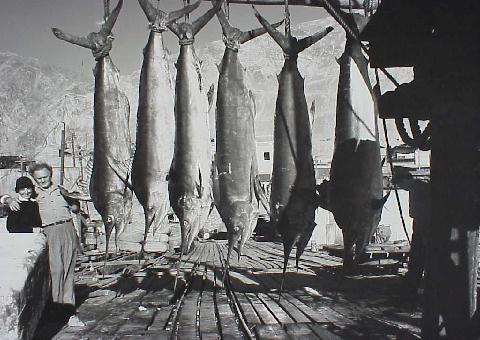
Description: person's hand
xmin=7 ymin=197 xmax=20 ymax=211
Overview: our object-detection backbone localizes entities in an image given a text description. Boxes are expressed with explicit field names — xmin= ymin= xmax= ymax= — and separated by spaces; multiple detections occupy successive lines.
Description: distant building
xmin=255 ymin=136 xmax=273 ymax=183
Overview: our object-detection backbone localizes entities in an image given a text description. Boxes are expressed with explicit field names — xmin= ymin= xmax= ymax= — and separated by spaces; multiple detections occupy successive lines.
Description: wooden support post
xmin=71 ymin=133 xmax=76 ymax=168
xmin=78 ymin=146 xmax=84 ymax=181
xmin=59 ymin=122 xmax=66 ymax=186
xmin=422 ymin=82 xmax=480 ymax=339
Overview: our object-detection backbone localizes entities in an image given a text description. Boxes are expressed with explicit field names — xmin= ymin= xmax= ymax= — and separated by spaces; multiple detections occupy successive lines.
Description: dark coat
xmin=6 ymin=200 xmax=42 ymax=233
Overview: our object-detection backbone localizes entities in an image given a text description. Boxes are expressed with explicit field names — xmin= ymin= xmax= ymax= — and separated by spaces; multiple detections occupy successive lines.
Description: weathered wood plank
xmin=257 ymin=293 xmax=294 ymax=324
xmin=199 ymin=246 xmax=221 ymax=338
xmin=234 ymin=292 xmax=262 ymax=326
xmin=245 ymin=293 xmax=278 ymax=325
xmin=308 ymin=323 xmax=344 ymax=340
xmin=254 ymin=324 xmax=290 ymax=339
xmin=284 ymin=323 xmax=319 ymax=339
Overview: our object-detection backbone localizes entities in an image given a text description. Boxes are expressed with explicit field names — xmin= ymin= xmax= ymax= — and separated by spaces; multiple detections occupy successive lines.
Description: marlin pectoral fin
xmin=372 ymin=83 xmax=381 ymax=100
xmin=315 ymin=180 xmax=330 ymax=211
xmin=254 ymin=176 xmax=271 ymax=216
xmin=207 ymin=84 xmax=215 ymax=110
xmin=249 ymin=90 xmax=257 ymax=119
xmin=371 ymin=191 xmax=390 ymax=210
xmin=309 ymin=100 xmax=316 ymax=126
xmin=106 ymin=155 xmax=133 ymax=189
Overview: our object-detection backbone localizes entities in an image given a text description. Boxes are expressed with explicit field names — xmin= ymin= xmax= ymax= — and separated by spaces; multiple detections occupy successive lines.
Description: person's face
xmin=33 ymin=168 xmax=52 ymax=189
xmin=18 ymin=187 xmax=33 ymax=199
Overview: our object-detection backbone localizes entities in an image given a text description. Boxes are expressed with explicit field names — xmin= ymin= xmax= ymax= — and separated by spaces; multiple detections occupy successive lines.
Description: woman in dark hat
xmin=6 ymin=176 xmax=42 ymax=233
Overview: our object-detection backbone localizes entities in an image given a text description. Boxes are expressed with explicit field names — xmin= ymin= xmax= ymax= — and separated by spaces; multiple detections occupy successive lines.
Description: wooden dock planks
xmin=45 ymin=240 xmax=429 ymax=339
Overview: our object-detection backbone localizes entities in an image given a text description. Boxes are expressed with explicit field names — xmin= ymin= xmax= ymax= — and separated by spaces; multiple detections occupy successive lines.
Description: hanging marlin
xmin=319 ymin=11 xmax=389 ymax=271
xmin=168 ymin=0 xmax=222 ymax=254
xmin=133 ymin=0 xmax=200 ymax=257
xmin=253 ymin=7 xmax=332 ymax=291
xmin=52 ymin=0 xmax=132 ymax=257
xmin=214 ymin=8 xmax=276 ymax=267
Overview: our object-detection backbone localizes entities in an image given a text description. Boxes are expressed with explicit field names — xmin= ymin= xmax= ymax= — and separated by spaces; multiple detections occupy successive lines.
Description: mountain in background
xmin=0 ymin=17 xmax=412 ymax=164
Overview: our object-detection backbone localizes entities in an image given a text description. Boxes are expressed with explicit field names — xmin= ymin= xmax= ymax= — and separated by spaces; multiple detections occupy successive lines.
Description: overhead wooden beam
xmin=202 ymin=0 xmax=378 ymax=11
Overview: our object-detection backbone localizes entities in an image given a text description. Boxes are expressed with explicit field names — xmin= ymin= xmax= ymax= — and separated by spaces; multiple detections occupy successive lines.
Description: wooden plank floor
xmin=34 ymin=240 xmax=428 ymax=339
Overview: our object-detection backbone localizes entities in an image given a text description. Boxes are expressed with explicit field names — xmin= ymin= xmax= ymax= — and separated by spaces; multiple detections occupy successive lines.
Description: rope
xmin=323 ymin=1 xmax=431 ymax=146
xmin=375 ymin=69 xmax=411 ymax=245
xmin=284 ymin=0 xmax=291 ymax=37
xmin=395 ymin=119 xmax=432 ymax=151
xmin=184 ymin=0 xmax=190 ymax=22
xmin=149 ymin=0 xmax=163 ymax=32
xmin=322 ymin=0 xmax=401 ymax=88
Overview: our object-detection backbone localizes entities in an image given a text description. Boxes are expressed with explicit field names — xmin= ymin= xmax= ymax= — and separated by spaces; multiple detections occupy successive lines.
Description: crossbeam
xmin=202 ymin=0 xmax=378 ymax=10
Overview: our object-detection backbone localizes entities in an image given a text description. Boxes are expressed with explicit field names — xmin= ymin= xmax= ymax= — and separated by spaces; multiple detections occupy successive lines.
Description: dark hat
xmin=15 ymin=176 xmax=34 ymax=192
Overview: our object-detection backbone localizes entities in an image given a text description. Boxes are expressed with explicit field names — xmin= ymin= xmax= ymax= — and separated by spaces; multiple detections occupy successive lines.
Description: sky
xmin=0 ymin=0 xmax=328 ymax=77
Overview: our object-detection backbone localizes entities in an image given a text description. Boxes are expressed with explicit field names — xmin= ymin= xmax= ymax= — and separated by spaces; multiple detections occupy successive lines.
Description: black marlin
xmin=52 ymin=0 xmax=132 ymax=257
xmin=321 ymin=11 xmax=389 ymax=271
xmin=133 ymin=0 xmax=200 ymax=258
xmin=253 ymin=7 xmax=332 ymax=292
xmin=214 ymin=7 xmax=275 ymax=268
xmin=168 ymin=0 xmax=222 ymax=254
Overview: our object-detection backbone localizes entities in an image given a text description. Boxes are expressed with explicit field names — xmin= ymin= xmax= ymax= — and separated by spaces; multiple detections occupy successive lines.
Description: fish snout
xmin=180 ymin=220 xmax=191 ymax=254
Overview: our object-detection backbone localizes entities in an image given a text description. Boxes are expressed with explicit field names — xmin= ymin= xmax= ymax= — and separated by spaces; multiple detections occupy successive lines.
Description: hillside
xmin=0 ymin=16 xmax=412 ymax=163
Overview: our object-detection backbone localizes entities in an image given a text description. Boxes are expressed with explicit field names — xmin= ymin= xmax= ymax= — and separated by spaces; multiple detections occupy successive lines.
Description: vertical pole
xmin=284 ymin=0 xmax=291 ymax=37
xmin=78 ymin=146 xmax=84 ymax=181
xmin=183 ymin=0 xmax=190 ymax=22
xmin=72 ymin=133 xmax=76 ymax=168
xmin=20 ymin=156 xmax=25 ymax=176
xmin=60 ymin=122 xmax=66 ymax=186
xmin=104 ymin=0 xmax=110 ymax=21
xmin=422 ymin=87 xmax=479 ymax=339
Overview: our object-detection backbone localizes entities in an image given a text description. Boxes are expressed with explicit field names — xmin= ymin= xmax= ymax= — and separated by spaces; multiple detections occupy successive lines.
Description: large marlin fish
xmin=322 ymin=12 xmax=388 ymax=270
xmin=253 ymin=8 xmax=332 ymax=286
xmin=52 ymin=0 xmax=132 ymax=256
xmin=167 ymin=0 xmax=222 ymax=254
xmin=133 ymin=0 xmax=199 ymax=256
xmin=214 ymin=8 xmax=274 ymax=265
